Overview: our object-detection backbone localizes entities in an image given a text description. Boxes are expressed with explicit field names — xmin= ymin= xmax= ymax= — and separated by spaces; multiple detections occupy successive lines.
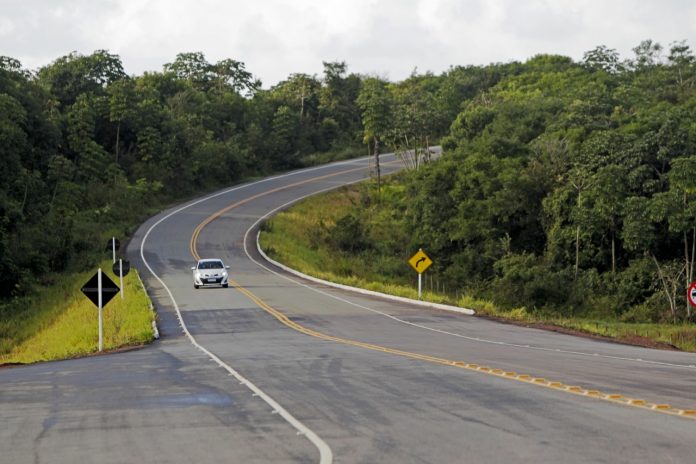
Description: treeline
xmin=1 ymin=48 xmax=492 ymax=300
xmin=347 ymin=40 xmax=696 ymax=323
xmin=0 ymin=51 xmax=370 ymax=297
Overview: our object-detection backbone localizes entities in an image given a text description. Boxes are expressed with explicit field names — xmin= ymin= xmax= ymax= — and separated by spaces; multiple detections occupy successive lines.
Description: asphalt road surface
xmin=2 ymin=153 xmax=696 ymax=464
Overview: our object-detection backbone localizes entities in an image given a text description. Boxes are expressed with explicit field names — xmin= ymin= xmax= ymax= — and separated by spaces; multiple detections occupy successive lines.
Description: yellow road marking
xmin=190 ymin=164 xmax=375 ymax=259
xmin=189 ymin=166 xmax=696 ymax=421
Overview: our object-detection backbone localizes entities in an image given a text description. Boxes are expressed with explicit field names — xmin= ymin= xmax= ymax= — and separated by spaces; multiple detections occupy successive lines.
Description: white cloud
xmin=2 ymin=0 xmax=695 ymax=85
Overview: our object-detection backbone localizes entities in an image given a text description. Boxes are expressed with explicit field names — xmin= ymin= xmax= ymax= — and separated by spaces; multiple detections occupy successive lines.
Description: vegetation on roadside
xmin=347 ymin=40 xmax=696 ymax=329
xmin=0 ymin=261 xmax=155 ymax=364
xmin=260 ymin=178 xmax=696 ymax=352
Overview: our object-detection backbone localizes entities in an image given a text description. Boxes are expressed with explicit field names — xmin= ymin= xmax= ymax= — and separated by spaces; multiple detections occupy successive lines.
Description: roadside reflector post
xmin=119 ymin=259 xmax=124 ymax=301
xmin=106 ymin=237 xmax=120 ymax=264
xmin=112 ymin=259 xmax=130 ymax=302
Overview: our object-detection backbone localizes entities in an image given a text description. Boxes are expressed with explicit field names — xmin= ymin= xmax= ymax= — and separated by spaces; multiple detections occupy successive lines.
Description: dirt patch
xmin=0 ymin=342 xmax=152 ymax=369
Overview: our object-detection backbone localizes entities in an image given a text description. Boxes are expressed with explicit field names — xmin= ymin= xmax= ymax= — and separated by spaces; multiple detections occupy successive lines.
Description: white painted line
xmin=241 ymin=185 xmax=696 ymax=372
xmin=138 ymin=167 xmax=338 ymax=464
xmin=257 ymin=230 xmax=473 ymax=315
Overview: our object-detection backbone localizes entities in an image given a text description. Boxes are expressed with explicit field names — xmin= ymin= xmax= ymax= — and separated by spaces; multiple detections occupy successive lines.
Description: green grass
xmin=260 ymin=183 xmax=696 ymax=352
xmin=0 ymin=261 xmax=155 ymax=365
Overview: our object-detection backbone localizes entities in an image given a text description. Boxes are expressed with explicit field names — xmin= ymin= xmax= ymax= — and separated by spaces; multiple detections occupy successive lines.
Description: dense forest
xmin=348 ymin=40 xmax=696 ymax=323
xmin=2 ymin=39 xmax=696 ymax=323
xmin=0 ymin=51 xmax=369 ymax=298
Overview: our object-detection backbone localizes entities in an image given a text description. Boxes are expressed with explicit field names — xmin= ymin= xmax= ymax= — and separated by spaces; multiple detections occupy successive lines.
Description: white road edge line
xmin=138 ymin=165 xmax=342 ymax=464
xmin=243 ymin=185 xmax=696 ymax=372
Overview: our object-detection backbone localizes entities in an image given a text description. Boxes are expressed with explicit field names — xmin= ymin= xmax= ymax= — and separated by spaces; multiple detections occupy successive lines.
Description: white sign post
xmin=119 ymin=259 xmax=124 ymax=301
xmin=80 ymin=269 xmax=119 ymax=353
xmin=409 ymin=249 xmax=433 ymax=300
xmin=98 ymin=268 xmax=103 ymax=352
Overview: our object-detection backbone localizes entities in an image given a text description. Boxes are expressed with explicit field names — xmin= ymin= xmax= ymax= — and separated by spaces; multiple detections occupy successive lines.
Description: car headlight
xmin=222 ymin=271 xmax=228 ymax=277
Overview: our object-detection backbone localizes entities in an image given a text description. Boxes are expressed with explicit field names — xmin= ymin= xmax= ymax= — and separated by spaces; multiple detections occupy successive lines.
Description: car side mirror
xmin=191 ymin=266 xmax=196 ymax=270
xmin=225 ymin=266 xmax=230 ymax=269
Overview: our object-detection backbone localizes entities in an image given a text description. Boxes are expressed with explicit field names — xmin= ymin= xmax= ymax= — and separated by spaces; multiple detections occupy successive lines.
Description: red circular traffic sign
xmin=688 ymin=282 xmax=696 ymax=308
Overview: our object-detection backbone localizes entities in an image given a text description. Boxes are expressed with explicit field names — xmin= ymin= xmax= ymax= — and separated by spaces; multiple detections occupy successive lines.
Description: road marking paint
xmin=246 ymin=194 xmax=696 ymax=373
xmin=185 ymin=162 xmax=696 ymax=424
xmin=189 ymin=165 xmax=373 ymax=259
xmin=139 ymin=162 xmax=378 ymax=464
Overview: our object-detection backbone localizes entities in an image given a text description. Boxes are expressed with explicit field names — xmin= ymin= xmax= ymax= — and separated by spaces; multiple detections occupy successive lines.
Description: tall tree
xmin=357 ymin=78 xmax=392 ymax=193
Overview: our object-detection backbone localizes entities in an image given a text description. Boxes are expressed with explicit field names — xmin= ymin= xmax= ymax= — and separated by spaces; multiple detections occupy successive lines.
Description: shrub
xmin=329 ymin=214 xmax=370 ymax=252
xmin=490 ymin=252 xmax=570 ymax=312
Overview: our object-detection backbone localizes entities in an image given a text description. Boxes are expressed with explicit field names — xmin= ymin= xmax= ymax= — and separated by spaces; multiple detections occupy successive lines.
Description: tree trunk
xmin=49 ymin=182 xmax=59 ymax=211
xmin=373 ymin=137 xmax=381 ymax=195
xmin=115 ymin=121 xmax=121 ymax=164
xmin=403 ymin=135 xmax=415 ymax=169
xmin=686 ymin=229 xmax=695 ymax=320
xmin=691 ymin=227 xmax=696 ymax=282
xmin=690 ymin=227 xmax=696 ymax=320
xmin=611 ymin=231 xmax=616 ymax=276
xmin=652 ymin=254 xmax=677 ymax=323
xmin=425 ymin=135 xmax=431 ymax=162
xmin=20 ymin=181 xmax=29 ymax=214
xmin=574 ymin=226 xmax=580 ymax=280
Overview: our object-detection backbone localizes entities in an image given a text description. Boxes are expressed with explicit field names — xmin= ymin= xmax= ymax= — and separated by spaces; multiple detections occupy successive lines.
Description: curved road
xmin=2 ymin=154 xmax=696 ymax=463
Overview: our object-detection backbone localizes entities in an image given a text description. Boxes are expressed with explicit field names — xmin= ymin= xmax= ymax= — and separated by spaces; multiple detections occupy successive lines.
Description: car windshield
xmin=199 ymin=261 xmax=223 ymax=269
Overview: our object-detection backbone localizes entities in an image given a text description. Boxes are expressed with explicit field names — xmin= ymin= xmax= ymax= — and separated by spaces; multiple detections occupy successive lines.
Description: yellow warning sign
xmin=409 ymin=249 xmax=432 ymax=274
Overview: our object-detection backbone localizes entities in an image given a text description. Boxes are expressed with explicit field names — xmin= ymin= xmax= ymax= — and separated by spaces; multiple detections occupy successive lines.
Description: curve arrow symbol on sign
xmin=409 ymin=249 xmax=432 ymax=274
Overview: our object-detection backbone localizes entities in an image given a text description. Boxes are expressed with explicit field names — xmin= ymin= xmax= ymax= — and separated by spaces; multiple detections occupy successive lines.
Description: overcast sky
xmin=2 ymin=0 xmax=696 ymax=86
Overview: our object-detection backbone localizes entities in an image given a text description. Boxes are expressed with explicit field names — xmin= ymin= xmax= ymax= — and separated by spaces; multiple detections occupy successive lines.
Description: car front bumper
xmin=194 ymin=275 xmax=229 ymax=286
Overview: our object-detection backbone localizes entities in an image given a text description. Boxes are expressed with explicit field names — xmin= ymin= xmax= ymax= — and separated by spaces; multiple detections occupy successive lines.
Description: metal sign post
xmin=119 ymin=259 xmax=124 ymax=301
xmin=112 ymin=259 xmax=130 ymax=301
xmin=106 ymin=237 xmax=120 ymax=264
xmin=98 ymin=268 xmax=103 ymax=351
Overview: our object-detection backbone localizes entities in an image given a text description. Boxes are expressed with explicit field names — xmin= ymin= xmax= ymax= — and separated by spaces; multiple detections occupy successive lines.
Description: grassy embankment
xmin=0 ymin=260 xmax=155 ymax=365
xmin=259 ymin=182 xmax=696 ymax=352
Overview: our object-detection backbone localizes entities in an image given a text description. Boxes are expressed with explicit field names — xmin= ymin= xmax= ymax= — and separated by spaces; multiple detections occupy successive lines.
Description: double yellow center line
xmin=190 ymin=166 xmax=696 ymax=421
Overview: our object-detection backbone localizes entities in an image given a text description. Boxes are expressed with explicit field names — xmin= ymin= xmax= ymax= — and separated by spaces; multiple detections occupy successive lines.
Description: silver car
xmin=192 ymin=259 xmax=230 ymax=289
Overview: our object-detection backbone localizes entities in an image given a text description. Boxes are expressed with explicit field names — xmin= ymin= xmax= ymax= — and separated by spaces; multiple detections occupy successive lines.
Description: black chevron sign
xmin=81 ymin=271 xmax=120 ymax=308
